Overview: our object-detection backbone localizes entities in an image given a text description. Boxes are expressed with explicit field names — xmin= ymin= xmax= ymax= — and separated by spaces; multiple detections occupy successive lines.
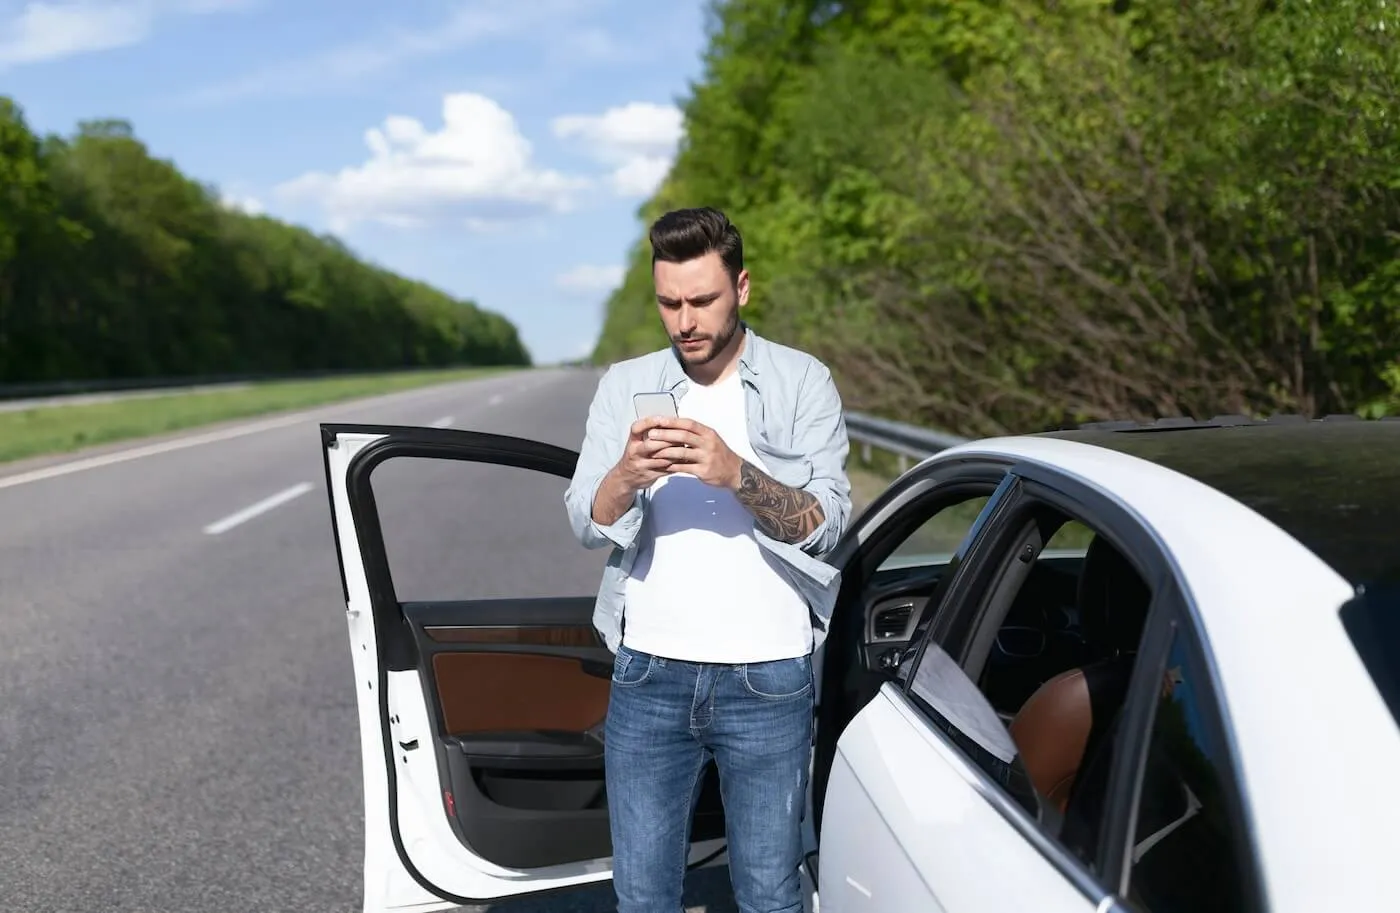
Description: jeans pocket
xmin=740 ymin=656 xmax=813 ymax=700
xmin=611 ymin=645 xmax=655 ymax=687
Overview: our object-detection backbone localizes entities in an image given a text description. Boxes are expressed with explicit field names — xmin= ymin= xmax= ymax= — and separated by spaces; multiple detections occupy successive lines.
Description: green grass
xmin=0 ymin=366 xmax=514 ymax=464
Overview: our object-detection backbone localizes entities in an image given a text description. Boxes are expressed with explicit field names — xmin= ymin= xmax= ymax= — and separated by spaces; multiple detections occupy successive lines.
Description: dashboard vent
xmin=874 ymin=603 xmax=914 ymax=639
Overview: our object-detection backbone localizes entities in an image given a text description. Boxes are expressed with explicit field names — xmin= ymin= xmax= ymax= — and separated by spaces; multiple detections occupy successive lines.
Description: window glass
xmin=908 ymin=640 xmax=1040 ymax=816
xmin=1339 ymin=582 xmax=1400 ymax=734
xmin=878 ymin=495 xmax=991 ymax=571
xmin=901 ymin=495 xmax=1159 ymax=879
xmin=1045 ymin=519 xmax=1094 ymax=552
xmin=1128 ymin=632 xmax=1251 ymax=913
xmin=369 ymin=455 xmax=607 ymax=603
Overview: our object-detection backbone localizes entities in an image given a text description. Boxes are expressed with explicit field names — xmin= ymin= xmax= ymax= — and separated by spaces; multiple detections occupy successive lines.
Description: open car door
xmin=320 ymin=424 xmax=728 ymax=912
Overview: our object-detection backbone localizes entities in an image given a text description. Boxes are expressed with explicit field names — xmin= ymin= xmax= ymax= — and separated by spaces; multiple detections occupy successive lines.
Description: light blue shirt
xmin=564 ymin=326 xmax=853 ymax=654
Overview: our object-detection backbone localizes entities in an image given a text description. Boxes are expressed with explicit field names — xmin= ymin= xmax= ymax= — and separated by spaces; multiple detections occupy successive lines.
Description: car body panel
xmin=819 ymin=687 xmax=1098 ymax=913
xmin=904 ymin=435 xmax=1400 ymax=911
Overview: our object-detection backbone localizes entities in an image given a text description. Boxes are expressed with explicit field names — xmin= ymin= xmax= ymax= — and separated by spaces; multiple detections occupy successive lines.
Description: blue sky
xmin=0 ymin=0 xmax=710 ymax=364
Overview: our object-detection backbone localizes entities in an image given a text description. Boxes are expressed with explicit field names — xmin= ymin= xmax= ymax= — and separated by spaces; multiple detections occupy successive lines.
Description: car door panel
xmin=322 ymin=426 xmax=727 ymax=912
xmin=819 ymin=685 xmax=1099 ymax=913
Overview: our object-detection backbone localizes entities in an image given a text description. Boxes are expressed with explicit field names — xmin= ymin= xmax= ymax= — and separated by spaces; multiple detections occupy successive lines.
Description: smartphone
xmin=633 ymin=391 xmax=678 ymax=420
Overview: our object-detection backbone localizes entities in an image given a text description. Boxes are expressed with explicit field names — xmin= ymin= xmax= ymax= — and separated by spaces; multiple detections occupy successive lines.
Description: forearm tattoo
xmin=736 ymin=461 xmax=825 ymax=543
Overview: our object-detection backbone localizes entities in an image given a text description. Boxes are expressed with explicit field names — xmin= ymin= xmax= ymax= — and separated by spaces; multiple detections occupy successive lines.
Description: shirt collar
xmin=661 ymin=322 xmax=762 ymax=391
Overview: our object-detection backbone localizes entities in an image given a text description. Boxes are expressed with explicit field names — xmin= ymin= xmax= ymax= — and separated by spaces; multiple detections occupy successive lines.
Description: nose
xmin=677 ymin=304 xmax=699 ymax=335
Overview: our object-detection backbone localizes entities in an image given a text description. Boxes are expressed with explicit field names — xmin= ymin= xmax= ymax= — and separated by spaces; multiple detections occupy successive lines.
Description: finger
xmin=637 ymin=438 xmax=671 ymax=457
xmin=654 ymin=446 xmax=698 ymax=464
xmin=654 ymin=416 xmax=701 ymax=433
xmin=629 ymin=416 xmax=667 ymax=438
xmin=648 ymin=428 xmax=703 ymax=446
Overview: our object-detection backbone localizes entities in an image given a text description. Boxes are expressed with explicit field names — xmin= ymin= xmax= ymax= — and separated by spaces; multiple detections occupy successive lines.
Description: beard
xmin=673 ymin=307 xmax=740 ymax=366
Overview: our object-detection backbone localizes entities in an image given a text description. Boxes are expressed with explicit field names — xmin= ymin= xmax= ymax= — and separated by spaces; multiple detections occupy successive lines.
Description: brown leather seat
xmin=1008 ymin=536 xmax=1150 ymax=810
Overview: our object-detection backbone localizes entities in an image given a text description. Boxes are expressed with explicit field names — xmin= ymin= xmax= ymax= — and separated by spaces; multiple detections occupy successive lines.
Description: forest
xmin=595 ymin=0 xmax=1400 ymax=435
xmin=0 ymin=101 xmax=529 ymax=384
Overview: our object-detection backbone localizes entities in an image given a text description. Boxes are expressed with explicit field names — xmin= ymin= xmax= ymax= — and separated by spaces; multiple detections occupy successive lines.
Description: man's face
xmin=653 ymin=251 xmax=748 ymax=368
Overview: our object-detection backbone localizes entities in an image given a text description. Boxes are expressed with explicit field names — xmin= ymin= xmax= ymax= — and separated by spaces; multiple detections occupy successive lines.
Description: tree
xmin=0 ymin=97 xmax=529 ymax=383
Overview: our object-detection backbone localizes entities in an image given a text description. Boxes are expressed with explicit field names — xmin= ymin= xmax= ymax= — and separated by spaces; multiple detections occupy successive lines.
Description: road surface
xmin=0 ymin=368 xmax=738 ymax=913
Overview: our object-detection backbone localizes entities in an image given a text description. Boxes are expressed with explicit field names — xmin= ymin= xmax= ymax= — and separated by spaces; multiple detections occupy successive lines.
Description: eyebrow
xmin=657 ymin=291 xmax=721 ymax=306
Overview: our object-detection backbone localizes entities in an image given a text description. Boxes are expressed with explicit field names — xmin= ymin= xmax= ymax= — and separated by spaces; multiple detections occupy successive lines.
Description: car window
xmin=369 ymin=455 xmax=608 ymax=603
xmin=1044 ymin=519 xmax=1093 ymax=552
xmin=878 ymin=495 xmax=991 ymax=571
xmin=902 ymin=494 xmax=1160 ymax=879
xmin=1127 ymin=630 xmax=1253 ymax=913
xmin=1339 ymin=582 xmax=1400 ymax=733
xmin=907 ymin=640 xmax=1040 ymax=816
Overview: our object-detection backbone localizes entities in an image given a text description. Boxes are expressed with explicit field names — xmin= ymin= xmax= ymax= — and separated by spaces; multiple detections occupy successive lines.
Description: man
xmin=564 ymin=206 xmax=852 ymax=913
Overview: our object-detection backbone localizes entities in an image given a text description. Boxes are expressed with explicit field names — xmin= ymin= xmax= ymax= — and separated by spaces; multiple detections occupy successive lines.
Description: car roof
xmin=1029 ymin=417 xmax=1400 ymax=587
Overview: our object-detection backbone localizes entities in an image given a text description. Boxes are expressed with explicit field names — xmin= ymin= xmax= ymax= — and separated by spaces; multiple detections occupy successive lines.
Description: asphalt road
xmin=0 ymin=369 xmax=738 ymax=913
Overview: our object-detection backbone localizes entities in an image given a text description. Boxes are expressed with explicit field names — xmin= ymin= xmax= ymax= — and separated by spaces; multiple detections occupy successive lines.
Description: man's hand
xmin=615 ymin=417 xmax=676 ymax=489
xmin=590 ymin=418 xmax=673 ymax=526
xmin=650 ymin=418 xmax=825 ymax=543
xmin=647 ymin=418 xmax=743 ymax=490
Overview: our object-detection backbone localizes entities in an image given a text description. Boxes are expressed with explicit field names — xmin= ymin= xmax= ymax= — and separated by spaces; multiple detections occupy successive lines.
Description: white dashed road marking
xmin=430 ymin=415 xmax=454 ymax=428
xmin=203 ymin=482 xmax=313 ymax=535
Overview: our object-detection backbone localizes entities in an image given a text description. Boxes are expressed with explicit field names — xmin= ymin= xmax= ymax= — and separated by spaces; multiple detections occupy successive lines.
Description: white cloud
xmin=219 ymin=192 xmax=263 ymax=215
xmin=551 ymin=102 xmax=683 ymax=198
xmin=555 ymin=264 xmax=624 ymax=294
xmin=275 ymin=92 xmax=588 ymax=233
xmin=0 ymin=0 xmax=248 ymax=68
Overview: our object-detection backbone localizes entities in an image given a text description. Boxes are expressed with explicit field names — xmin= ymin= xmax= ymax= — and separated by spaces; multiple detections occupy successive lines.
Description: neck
xmin=684 ymin=327 xmax=745 ymax=385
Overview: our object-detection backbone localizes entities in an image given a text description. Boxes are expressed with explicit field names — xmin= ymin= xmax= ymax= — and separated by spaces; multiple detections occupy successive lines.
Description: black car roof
xmin=1038 ymin=417 xmax=1400 ymax=588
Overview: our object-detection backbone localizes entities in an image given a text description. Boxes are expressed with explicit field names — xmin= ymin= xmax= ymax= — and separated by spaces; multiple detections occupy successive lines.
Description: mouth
xmin=676 ymin=338 xmax=707 ymax=351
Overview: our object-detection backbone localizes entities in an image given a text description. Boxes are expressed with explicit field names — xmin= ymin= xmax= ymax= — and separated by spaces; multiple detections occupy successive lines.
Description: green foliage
xmin=595 ymin=0 xmax=1400 ymax=433
xmin=0 ymin=99 xmax=529 ymax=384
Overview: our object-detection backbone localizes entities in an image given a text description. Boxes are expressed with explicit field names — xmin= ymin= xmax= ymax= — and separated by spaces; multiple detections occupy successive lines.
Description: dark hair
xmin=649 ymin=207 xmax=744 ymax=282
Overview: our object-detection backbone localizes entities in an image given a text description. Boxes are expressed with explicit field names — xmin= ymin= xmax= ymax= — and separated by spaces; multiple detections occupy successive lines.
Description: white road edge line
xmin=430 ymin=415 xmax=454 ymax=428
xmin=203 ymin=482 xmax=313 ymax=536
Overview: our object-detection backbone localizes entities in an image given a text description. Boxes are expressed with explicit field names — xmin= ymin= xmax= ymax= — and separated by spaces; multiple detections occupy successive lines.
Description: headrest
xmin=1076 ymin=534 xmax=1151 ymax=656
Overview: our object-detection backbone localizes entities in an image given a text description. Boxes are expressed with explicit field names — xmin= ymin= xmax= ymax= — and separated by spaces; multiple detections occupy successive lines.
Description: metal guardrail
xmin=843 ymin=411 xmax=968 ymax=464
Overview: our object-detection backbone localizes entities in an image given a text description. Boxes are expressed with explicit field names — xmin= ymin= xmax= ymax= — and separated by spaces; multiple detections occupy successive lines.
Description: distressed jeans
xmin=604 ymin=644 xmax=813 ymax=913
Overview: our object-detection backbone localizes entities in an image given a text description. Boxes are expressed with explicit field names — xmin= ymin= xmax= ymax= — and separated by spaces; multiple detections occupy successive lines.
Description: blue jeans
xmin=604 ymin=644 xmax=814 ymax=913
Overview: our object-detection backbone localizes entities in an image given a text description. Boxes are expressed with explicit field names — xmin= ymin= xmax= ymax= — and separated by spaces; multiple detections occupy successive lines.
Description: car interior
xmin=343 ymin=433 xmax=731 ymax=876
xmin=399 ymin=598 xmax=729 ymax=870
xmin=965 ymin=509 xmax=1152 ymax=855
xmin=818 ymin=485 xmax=1154 ymax=869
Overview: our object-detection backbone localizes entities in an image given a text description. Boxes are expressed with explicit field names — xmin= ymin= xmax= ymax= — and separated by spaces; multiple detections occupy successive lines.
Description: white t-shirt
xmin=622 ymin=370 xmax=813 ymax=662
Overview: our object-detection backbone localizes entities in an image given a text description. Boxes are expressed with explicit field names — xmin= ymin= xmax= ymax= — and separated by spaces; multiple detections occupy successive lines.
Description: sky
xmin=0 ymin=0 xmax=711 ymax=364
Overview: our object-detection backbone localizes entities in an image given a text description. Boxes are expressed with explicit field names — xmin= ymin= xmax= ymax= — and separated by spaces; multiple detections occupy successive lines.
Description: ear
xmin=736 ymin=269 xmax=750 ymax=308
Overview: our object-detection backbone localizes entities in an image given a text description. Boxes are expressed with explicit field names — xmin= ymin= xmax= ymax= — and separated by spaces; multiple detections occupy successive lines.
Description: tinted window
xmin=904 ymin=493 xmax=1159 ymax=878
xmin=1340 ymin=583 xmax=1400 ymax=732
xmin=907 ymin=640 xmax=1040 ymax=816
xmin=1128 ymin=631 xmax=1253 ymax=913
xmin=369 ymin=455 xmax=607 ymax=603
xmin=879 ymin=495 xmax=991 ymax=571
xmin=1044 ymin=422 xmax=1400 ymax=588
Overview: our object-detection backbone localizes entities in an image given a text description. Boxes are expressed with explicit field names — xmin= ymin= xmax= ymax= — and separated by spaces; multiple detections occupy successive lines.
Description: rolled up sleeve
xmin=565 ymin=367 xmax=644 ymax=551
xmin=792 ymin=364 xmax=852 ymax=556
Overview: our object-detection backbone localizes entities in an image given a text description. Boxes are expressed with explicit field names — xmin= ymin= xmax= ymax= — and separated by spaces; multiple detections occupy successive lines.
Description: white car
xmin=320 ymin=415 xmax=1400 ymax=913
